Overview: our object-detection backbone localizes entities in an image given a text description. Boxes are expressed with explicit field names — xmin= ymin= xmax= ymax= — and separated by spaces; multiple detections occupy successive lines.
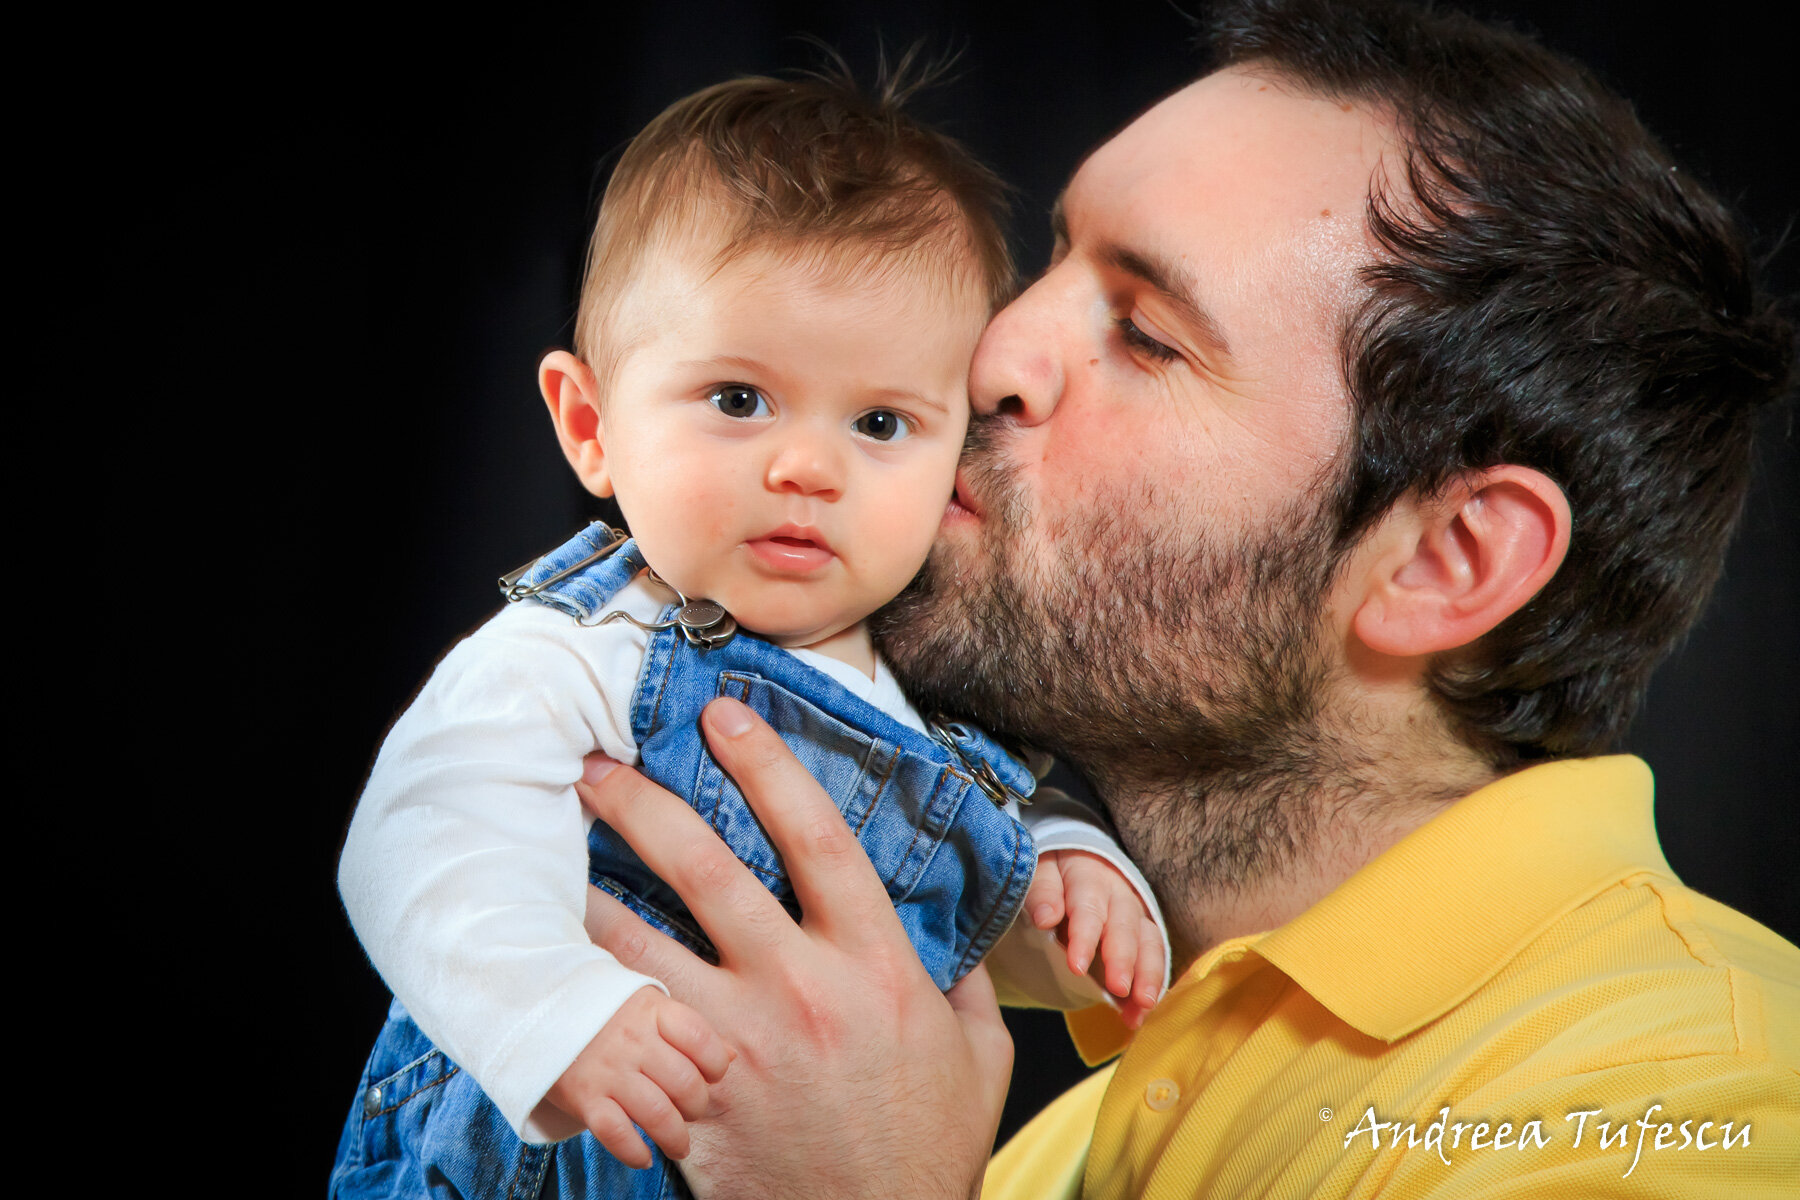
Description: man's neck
xmin=1092 ymin=696 xmax=1498 ymax=974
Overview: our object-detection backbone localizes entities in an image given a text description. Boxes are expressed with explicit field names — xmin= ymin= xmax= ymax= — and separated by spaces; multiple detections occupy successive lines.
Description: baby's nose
xmin=765 ymin=430 xmax=845 ymax=498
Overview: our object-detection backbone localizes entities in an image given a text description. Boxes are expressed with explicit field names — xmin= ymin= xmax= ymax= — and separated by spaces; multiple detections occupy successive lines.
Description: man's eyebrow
xmin=1101 ymin=243 xmax=1233 ymax=359
xmin=1051 ymin=189 xmax=1233 ymax=360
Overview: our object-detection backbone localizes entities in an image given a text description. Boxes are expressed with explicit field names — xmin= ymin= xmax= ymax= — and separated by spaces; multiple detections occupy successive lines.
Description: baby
xmin=333 ymin=67 xmax=1167 ymax=1199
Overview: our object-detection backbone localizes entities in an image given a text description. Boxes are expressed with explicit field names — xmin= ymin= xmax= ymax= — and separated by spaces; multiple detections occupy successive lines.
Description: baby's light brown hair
xmin=574 ymin=56 xmax=1015 ymax=396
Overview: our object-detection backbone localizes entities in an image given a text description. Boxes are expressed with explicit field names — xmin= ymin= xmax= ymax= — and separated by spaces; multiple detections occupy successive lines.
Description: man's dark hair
xmin=1206 ymin=0 xmax=1794 ymax=764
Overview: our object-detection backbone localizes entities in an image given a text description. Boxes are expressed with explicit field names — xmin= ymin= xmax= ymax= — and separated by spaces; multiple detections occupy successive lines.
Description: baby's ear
xmin=540 ymin=351 xmax=612 ymax=497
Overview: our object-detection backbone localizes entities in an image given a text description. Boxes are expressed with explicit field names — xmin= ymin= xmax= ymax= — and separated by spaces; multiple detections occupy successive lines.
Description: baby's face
xmin=601 ymin=245 xmax=985 ymax=649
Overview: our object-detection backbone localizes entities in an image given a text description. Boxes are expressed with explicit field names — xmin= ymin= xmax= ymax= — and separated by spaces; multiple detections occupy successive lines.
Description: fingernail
xmin=708 ymin=696 xmax=754 ymax=737
xmin=582 ymin=756 xmax=618 ymax=785
xmin=1032 ymin=904 xmax=1054 ymax=927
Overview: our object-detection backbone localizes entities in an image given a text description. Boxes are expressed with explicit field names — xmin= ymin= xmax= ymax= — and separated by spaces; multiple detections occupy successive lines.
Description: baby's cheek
xmin=881 ymin=500 xmax=947 ymax=579
xmin=697 ymin=491 xmax=742 ymax=544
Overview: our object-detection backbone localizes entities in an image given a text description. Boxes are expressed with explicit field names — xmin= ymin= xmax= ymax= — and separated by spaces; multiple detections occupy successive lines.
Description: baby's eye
xmin=852 ymin=409 xmax=910 ymax=442
xmin=709 ymin=384 xmax=771 ymax=419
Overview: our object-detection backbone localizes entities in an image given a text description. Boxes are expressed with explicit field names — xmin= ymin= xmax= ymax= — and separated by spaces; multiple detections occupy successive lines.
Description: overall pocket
xmin=692 ymin=672 xmax=900 ymax=897
xmin=329 ymin=1003 xmax=461 ymax=1198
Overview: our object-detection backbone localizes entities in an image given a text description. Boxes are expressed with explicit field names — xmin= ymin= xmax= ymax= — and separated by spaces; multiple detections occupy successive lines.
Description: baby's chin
xmin=754 ymin=614 xmax=868 ymax=652
xmin=740 ymin=612 xmax=877 ymax=675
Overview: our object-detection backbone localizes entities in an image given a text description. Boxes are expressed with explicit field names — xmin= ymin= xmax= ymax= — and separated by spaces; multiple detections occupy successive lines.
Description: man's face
xmin=878 ymin=68 xmax=1396 ymax=812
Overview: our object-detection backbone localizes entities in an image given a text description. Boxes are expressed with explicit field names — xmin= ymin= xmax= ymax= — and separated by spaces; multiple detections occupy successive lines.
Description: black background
xmin=92 ymin=1 xmax=1794 ymax=1191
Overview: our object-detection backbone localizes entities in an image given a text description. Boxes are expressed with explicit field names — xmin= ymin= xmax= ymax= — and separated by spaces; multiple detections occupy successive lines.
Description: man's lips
xmin=948 ymin=471 xmax=982 ymax=519
xmin=746 ymin=525 xmax=835 ymax=572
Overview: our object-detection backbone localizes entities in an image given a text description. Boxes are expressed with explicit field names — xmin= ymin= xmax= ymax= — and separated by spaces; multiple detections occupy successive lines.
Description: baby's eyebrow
xmin=863 ymin=386 xmax=950 ymax=415
xmin=676 ymin=355 xmax=774 ymax=376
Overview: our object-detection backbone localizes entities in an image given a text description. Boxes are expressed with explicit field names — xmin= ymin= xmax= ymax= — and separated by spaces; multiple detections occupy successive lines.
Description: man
xmin=570 ymin=0 xmax=1798 ymax=1195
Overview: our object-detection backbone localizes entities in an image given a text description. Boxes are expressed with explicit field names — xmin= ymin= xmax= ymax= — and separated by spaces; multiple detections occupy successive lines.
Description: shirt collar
xmin=1250 ymin=755 xmax=1672 ymax=1042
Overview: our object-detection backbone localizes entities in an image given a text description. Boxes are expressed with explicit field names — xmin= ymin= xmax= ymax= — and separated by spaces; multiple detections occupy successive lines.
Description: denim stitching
xmin=953 ymin=817 xmax=1034 ymax=980
xmin=885 ymin=764 xmax=954 ymax=892
xmin=851 ymin=741 xmax=898 ymax=837
xmin=703 ymin=672 xmax=851 ymax=888
xmin=362 ymin=1057 xmax=461 ymax=1121
xmin=642 ymin=621 xmax=681 ymax=740
xmin=507 ymin=1143 xmax=550 ymax=1200
xmin=703 ymin=674 xmax=756 ymax=853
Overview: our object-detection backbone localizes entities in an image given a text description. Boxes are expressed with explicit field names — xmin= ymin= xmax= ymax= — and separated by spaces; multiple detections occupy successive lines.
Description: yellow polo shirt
xmin=984 ymin=757 xmax=1800 ymax=1197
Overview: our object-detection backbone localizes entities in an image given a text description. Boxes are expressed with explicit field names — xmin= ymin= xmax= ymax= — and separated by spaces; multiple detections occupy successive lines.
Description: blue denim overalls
xmin=331 ymin=523 xmax=1037 ymax=1200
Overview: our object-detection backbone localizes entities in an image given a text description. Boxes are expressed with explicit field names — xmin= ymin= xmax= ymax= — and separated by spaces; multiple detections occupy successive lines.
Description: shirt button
xmin=363 ymin=1085 xmax=384 ymax=1117
xmin=1144 ymin=1077 xmax=1180 ymax=1112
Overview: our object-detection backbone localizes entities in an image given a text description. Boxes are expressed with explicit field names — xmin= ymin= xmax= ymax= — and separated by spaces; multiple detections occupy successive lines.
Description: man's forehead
xmin=1064 ymin=67 xmax=1396 ymax=259
xmin=1053 ymin=66 xmax=1400 ymax=354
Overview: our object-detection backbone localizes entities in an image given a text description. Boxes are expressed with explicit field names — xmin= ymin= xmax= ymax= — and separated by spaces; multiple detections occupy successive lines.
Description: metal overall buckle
xmin=596 ymin=569 xmax=738 ymax=649
xmin=497 ymin=521 xmax=738 ymax=649
xmin=927 ymin=716 xmax=1021 ymax=807
xmin=497 ymin=520 xmax=629 ymax=602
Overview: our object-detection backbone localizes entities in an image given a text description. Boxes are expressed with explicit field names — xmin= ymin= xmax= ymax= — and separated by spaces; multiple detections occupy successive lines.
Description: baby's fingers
xmin=584 ymin=1094 xmax=655 ymax=1170
xmin=1062 ymin=888 xmax=1106 ymax=978
xmin=1132 ymin=918 xmax=1166 ymax=1011
xmin=656 ymin=997 xmax=733 ymax=1084
xmin=1025 ymin=853 xmax=1066 ymax=930
xmin=1118 ymin=995 xmax=1154 ymax=1032
xmin=616 ymin=1074 xmax=691 ymax=1164
xmin=1098 ymin=900 xmax=1142 ymax=998
xmin=642 ymin=1039 xmax=714 ymax=1123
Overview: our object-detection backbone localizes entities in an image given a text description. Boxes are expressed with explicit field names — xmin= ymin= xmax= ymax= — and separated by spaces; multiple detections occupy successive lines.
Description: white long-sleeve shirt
xmin=340 ymin=576 xmax=1168 ymax=1142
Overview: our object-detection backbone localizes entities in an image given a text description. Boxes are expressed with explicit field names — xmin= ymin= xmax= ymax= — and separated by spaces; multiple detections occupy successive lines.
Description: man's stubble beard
xmin=872 ymin=418 xmax=1372 ymax=924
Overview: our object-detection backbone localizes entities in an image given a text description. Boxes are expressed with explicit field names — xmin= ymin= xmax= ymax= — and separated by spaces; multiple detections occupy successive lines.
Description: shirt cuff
xmin=484 ymin=968 xmax=669 ymax=1143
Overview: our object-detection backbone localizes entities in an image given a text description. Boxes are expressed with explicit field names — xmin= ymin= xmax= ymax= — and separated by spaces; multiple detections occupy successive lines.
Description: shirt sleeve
xmin=337 ymin=595 xmax=661 ymax=1143
xmin=986 ymin=783 xmax=1174 ymax=1010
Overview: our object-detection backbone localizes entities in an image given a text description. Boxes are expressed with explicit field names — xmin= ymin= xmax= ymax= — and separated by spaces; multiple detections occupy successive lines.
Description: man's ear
xmin=540 ymin=350 xmax=612 ymax=497
xmin=1351 ymin=465 xmax=1571 ymax=658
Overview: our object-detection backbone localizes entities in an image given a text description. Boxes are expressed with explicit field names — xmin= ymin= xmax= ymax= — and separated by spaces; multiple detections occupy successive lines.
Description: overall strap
xmin=927 ymin=717 xmax=1038 ymax=807
xmin=495 ymin=521 xmax=645 ymax=621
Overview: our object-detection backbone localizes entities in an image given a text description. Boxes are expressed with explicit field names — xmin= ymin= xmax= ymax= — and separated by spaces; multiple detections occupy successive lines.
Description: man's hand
xmin=576 ymin=696 xmax=1013 ymax=1200
xmin=541 ymin=986 xmax=733 ymax=1168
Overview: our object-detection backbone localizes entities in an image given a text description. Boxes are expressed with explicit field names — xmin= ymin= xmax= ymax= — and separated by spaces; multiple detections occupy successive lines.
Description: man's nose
xmin=765 ymin=425 xmax=845 ymax=499
xmin=969 ymin=271 xmax=1067 ymax=425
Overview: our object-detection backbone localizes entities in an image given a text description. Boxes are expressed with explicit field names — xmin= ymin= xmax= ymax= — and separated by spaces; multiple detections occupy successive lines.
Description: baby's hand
xmin=1026 ymin=849 xmax=1164 ymax=1029
xmin=543 ymin=986 xmax=734 ymax=1168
